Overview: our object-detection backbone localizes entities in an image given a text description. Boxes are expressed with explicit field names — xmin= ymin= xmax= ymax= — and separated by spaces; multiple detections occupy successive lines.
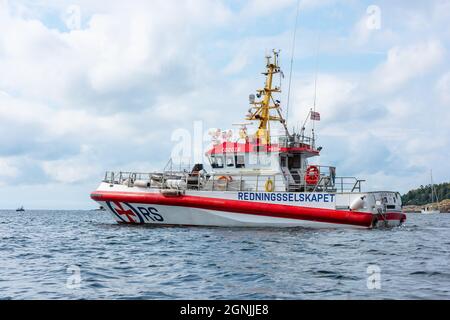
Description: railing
xmin=236 ymin=133 xmax=316 ymax=150
xmin=276 ymin=134 xmax=315 ymax=149
xmin=335 ymin=177 xmax=365 ymax=193
xmin=163 ymin=158 xmax=193 ymax=175
xmin=285 ymin=166 xmax=335 ymax=192
xmin=204 ymin=173 xmax=285 ymax=192
xmin=103 ymin=169 xmax=365 ymax=193
xmin=286 ymin=172 xmax=364 ymax=193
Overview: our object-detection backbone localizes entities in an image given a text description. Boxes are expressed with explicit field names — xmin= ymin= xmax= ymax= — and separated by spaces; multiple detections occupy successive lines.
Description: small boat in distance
xmin=16 ymin=206 xmax=25 ymax=212
xmin=421 ymin=170 xmax=441 ymax=214
xmin=421 ymin=207 xmax=440 ymax=214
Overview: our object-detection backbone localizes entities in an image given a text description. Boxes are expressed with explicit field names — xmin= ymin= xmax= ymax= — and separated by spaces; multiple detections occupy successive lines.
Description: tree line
xmin=401 ymin=182 xmax=450 ymax=206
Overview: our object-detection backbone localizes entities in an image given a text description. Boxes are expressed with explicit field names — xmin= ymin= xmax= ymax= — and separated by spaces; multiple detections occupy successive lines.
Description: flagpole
xmin=301 ymin=109 xmax=312 ymax=133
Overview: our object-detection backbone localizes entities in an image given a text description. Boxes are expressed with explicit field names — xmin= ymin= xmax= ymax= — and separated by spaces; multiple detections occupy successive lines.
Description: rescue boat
xmin=90 ymin=50 xmax=406 ymax=229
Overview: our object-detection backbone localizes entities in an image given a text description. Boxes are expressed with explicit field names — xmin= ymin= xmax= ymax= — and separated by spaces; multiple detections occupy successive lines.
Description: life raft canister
xmin=265 ymin=178 xmax=275 ymax=192
xmin=305 ymin=165 xmax=320 ymax=185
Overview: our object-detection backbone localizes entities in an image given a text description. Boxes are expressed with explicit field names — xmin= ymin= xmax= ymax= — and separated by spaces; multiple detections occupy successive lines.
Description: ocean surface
xmin=0 ymin=210 xmax=449 ymax=300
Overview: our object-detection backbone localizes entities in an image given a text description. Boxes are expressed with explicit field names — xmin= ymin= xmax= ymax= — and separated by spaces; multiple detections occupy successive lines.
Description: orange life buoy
xmin=305 ymin=165 xmax=320 ymax=185
xmin=215 ymin=176 xmax=232 ymax=191
xmin=218 ymin=175 xmax=233 ymax=182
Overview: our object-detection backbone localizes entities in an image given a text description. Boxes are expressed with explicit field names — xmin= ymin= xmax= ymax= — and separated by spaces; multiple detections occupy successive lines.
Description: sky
xmin=0 ymin=0 xmax=449 ymax=209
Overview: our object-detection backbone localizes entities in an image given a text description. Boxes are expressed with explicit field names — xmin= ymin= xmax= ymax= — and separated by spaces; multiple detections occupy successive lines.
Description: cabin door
xmin=280 ymin=155 xmax=295 ymax=186
xmin=283 ymin=154 xmax=301 ymax=185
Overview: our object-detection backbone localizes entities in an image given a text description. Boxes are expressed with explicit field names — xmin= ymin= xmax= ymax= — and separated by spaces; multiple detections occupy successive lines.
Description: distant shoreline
xmin=402 ymin=198 xmax=450 ymax=213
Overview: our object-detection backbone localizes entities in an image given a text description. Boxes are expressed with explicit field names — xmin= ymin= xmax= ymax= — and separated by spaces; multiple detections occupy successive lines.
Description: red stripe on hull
xmin=91 ymin=191 xmax=406 ymax=228
xmin=377 ymin=212 xmax=406 ymax=222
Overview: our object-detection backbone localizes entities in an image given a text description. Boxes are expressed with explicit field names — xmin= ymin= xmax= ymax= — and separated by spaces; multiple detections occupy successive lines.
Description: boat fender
xmin=265 ymin=178 xmax=275 ymax=192
xmin=166 ymin=179 xmax=186 ymax=189
xmin=151 ymin=174 xmax=163 ymax=182
xmin=350 ymin=196 xmax=366 ymax=211
xmin=160 ymin=189 xmax=184 ymax=197
xmin=133 ymin=180 xmax=151 ymax=188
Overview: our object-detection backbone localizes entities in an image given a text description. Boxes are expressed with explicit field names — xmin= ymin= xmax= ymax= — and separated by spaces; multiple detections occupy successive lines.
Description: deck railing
xmin=103 ymin=169 xmax=365 ymax=193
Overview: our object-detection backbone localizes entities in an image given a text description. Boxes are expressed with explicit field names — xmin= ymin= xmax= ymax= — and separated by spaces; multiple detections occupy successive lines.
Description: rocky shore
xmin=403 ymin=199 xmax=450 ymax=213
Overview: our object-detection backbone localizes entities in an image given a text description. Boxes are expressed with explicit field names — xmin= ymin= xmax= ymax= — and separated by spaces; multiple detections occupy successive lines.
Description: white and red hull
xmin=91 ymin=184 xmax=406 ymax=229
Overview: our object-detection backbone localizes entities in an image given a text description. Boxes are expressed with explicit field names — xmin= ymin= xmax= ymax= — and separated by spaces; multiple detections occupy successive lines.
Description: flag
xmin=310 ymin=111 xmax=321 ymax=121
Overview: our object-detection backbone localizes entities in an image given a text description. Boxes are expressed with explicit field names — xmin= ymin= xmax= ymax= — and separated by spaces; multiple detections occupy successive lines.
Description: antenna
xmin=245 ymin=50 xmax=287 ymax=144
xmin=285 ymin=0 xmax=301 ymax=126
xmin=312 ymin=33 xmax=321 ymax=133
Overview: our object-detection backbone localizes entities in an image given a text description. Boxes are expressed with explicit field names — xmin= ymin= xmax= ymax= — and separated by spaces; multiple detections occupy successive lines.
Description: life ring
xmin=305 ymin=165 xmax=320 ymax=185
xmin=215 ymin=176 xmax=233 ymax=191
xmin=218 ymin=175 xmax=232 ymax=183
xmin=265 ymin=178 xmax=275 ymax=192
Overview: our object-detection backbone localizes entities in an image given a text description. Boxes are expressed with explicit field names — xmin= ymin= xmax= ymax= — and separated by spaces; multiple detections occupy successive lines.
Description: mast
xmin=431 ymin=169 xmax=439 ymax=208
xmin=431 ymin=170 xmax=434 ymax=204
xmin=246 ymin=50 xmax=288 ymax=144
xmin=286 ymin=0 xmax=301 ymax=125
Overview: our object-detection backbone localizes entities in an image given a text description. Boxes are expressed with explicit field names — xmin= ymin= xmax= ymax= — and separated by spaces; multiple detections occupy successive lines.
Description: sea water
xmin=0 ymin=210 xmax=449 ymax=299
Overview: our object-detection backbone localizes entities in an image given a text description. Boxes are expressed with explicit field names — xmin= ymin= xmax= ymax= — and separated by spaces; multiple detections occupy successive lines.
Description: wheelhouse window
xmin=235 ymin=155 xmax=245 ymax=168
xmin=210 ymin=155 xmax=224 ymax=169
xmin=248 ymin=152 xmax=271 ymax=167
xmin=226 ymin=156 xmax=234 ymax=167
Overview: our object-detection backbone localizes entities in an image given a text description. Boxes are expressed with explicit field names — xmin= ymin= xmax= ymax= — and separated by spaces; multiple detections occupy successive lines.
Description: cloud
xmin=369 ymin=41 xmax=445 ymax=93
xmin=0 ymin=0 xmax=449 ymax=209
xmin=41 ymin=145 xmax=100 ymax=183
xmin=239 ymin=0 xmax=296 ymax=18
xmin=286 ymin=37 xmax=449 ymax=188
xmin=0 ymin=0 xmax=232 ymax=109
xmin=436 ymin=71 xmax=450 ymax=104
xmin=0 ymin=158 xmax=19 ymax=179
xmin=240 ymin=0 xmax=342 ymax=17
xmin=222 ymin=50 xmax=250 ymax=75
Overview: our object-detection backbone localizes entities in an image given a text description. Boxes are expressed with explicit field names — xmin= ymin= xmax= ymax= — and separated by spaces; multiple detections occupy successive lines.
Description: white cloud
xmin=41 ymin=146 xmax=99 ymax=184
xmin=436 ymin=71 xmax=450 ymax=104
xmin=239 ymin=0 xmax=295 ymax=17
xmin=240 ymin=0 xmax=341 ymax=17
xmin=284 ymin=38 xmax=450 ymax=189
xmin=0 ymin=0 xmax=232 ymax=105
xmin=0 ymin=158 xmax=19 ymax=179
xmin=0 ymin=0 xmax=449 ymax=208
xmin=369 ymin=41 xmax=445 ymax=93
xmin=222 ymin=50 xmax=250 ymax=75
xmin=41 ymin=161 xmax=91 ymax=184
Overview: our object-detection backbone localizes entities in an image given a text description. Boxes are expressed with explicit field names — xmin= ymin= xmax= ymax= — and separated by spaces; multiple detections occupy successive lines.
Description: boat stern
xmin=366 ymin=191 xmax=406 ymax=228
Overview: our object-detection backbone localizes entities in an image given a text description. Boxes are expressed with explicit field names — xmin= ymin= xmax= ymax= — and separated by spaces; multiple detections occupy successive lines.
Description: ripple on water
xmin=0 ymin=210 xmax=450 ymax=299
